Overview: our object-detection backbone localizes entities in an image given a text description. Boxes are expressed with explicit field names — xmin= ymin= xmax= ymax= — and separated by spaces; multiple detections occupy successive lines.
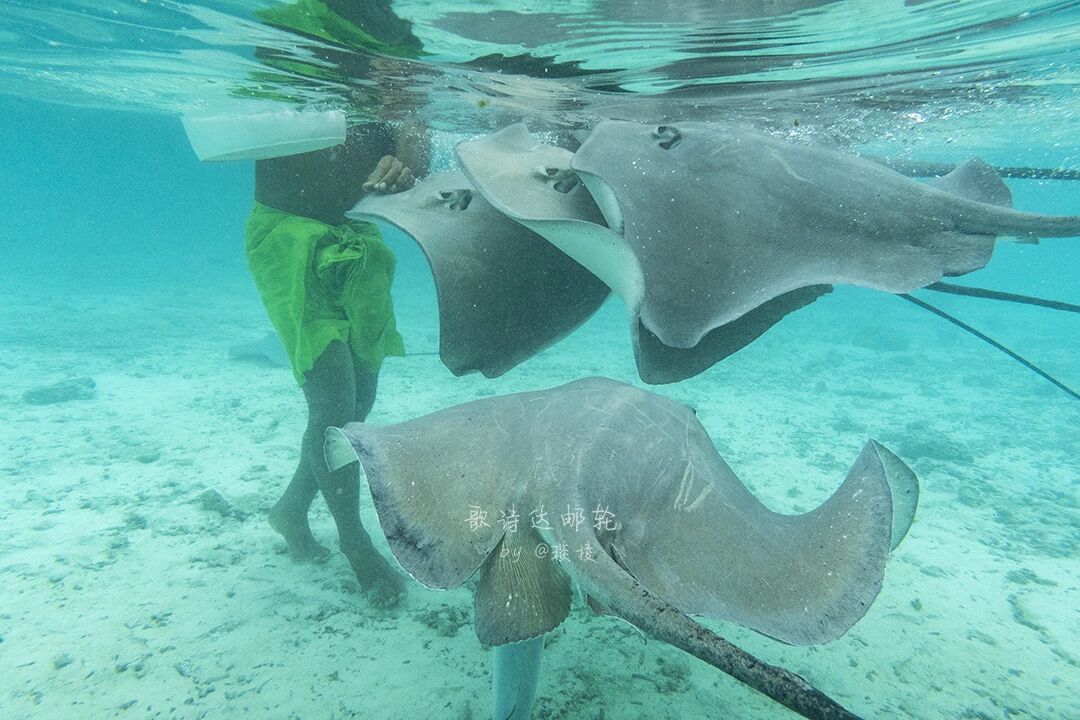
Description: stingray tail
xmin=874 ymin=157 xmax=1080 ymax=182
xmin=921 ymin=160 xmax=1080 ymax=238
xmin=913 ymin=158 xmax=1080 ymax=237
xmin=578 ymin=550 xmax=863 ymax=720
xmin=900 ymin=294 xmax=1080 ymax=401
xmin=953 ymin=202 xmax=1080 ymax=239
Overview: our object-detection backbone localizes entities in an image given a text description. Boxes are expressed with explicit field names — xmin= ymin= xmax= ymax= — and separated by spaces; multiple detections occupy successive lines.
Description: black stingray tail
xmin=899 ymin=293 xmax=1079 ymax=402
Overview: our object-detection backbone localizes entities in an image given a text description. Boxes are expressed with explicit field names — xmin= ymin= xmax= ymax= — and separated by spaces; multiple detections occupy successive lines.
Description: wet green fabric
xmin=256 ymin=0 xmax=424 ymax=58
xmin=245 ymin=202 xmax=405 ymax=385
xmin=236 ymin=0 xmax=424 ymax=102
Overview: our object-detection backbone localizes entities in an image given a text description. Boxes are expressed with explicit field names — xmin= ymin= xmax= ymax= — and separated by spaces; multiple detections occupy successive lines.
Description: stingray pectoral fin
xmin=475 ymin=527 xmax=572 ymax=646
xmin=325 ymin=426 xmax=360 ymax=471
xmin=634 ymin=285 xmax=832 ymax=384
xmin=869 ymin=440 xmax=918 ymax=549
xmin=517 ymin=216 xmax=643 ymax=312
xmin=335 ymin=408 xmax=526 ymax=589
xmin=614 ymin=438 xmax=916 ymax=646
xmin=574 ymin=550 xmax=862 ymax=720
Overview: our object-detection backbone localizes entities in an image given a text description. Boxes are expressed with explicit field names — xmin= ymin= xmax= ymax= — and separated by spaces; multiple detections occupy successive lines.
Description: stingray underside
xmin=532 ymin=378 xmax=920 ymax=645
xmin=327 ymin=391 xmax=575 ymax=646
xmin=348 ymin=171 xmax=609 ymax=378
xmin=328 ymin=378 xmax=918 ymax=649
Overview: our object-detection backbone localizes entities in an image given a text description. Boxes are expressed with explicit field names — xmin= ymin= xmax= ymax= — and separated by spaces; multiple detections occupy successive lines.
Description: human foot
xmin=268 ymin=503 xmax=332 ymax=563
xmin=341 ymin=538 xmax=406 ymax=609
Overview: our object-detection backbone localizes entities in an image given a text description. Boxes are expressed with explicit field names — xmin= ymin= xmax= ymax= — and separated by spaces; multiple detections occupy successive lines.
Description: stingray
xmin=570 ymin=119 xmax=1080 ymax=351
xmin=455 ymin=124 xmax=832 ymax=383
xmin=325 ymin=377 xmax=919 ymax=719
xmin=228 ymin=330 xmax=290 ymax=368
xmin=457 ymin=122 xmax=1080 ymax=381
xmin=346 ymin=171 xmax=609 ymax=378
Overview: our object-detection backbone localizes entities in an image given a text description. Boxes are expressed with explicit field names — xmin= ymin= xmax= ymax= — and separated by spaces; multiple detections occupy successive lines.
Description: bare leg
xmin=331 ymin=363 xmax=405 ymax=606
xmin=493 ymin=637 xmax=544 ymax=720
xmin=353 ymin=366 xmax=379 ymax=423
xmin=267 ymin=463 xmax=333 ymax=563
xmin=270 ymin=341 xmax=404 ymax=607
xmin=269 ymin=342 xmax=355 ymax=560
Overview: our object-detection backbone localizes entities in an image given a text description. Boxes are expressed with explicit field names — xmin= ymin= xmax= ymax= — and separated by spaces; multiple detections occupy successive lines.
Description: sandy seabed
xmin=1 ymin=243 xmax=1077 ymax=720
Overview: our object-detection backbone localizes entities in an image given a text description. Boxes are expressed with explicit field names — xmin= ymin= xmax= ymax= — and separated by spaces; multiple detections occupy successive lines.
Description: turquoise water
xmin=1 ymin=2 xmax=1078 ymax=719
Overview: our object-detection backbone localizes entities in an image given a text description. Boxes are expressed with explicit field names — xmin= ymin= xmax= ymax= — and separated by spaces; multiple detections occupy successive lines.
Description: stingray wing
xmin=633 ymin=285 xmax=831 ymax=384
xmin=327 ymin=391 xmax=574 ymax=646
xmin=593 ymin=411 xmax=918 ymax=645
xmin=348 ymin=171 xmax=608 ymax=378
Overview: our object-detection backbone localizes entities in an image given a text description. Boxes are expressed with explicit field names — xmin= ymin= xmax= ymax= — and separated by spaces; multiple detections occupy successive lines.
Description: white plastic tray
xmin=181 ymin=107 xmax=346 ymax=162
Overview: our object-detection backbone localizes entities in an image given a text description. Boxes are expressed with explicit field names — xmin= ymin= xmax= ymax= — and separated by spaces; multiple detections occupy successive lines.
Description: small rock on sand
xmin=196 ymin=489 xmax=247 ymax=520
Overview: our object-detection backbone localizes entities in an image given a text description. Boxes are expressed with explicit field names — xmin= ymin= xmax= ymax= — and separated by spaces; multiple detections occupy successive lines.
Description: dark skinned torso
xmin=254 ymin=122 xmax=396 ymax=225
xmin=252 ymin=1 xmax=422 ymax=224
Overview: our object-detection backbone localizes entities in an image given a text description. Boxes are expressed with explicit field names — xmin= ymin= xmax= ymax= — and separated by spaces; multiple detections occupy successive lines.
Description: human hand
xmin=363 ymin=154 xmax=415 ymax=194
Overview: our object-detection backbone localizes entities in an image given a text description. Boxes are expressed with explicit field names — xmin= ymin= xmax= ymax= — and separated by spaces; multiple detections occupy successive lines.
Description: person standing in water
xmin=245 ymin=5 xmax=543 ymax=717
xmin=245 ymin=0 xmax=427 ymax=608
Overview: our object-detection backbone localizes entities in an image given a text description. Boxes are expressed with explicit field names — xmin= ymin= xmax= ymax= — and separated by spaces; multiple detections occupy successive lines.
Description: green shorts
xmin=245 ymin=202 xmax=405 ymax=385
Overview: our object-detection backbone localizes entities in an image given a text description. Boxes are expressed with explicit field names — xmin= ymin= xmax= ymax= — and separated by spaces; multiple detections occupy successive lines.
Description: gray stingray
xmin=569 ymin=119 xmax=1080 ymax=350
xmin=325 ymin=377 xmax=918 ymax=719
xmin=456 ymin=124 xmax=831 ymax=383
xmin=228 ymin=331 xmax=290 ymax=368
xmin=346 ymin=171 xmax=609 ymax=378
xmin=457 ymin=122 xmax=1080 ymax=377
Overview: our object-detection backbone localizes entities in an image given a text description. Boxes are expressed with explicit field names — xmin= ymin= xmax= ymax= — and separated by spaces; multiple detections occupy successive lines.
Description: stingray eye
xmin=545 ymin=167 xmax=560 ymax=176
xmin=653 ymin=125 xmax=682 ymax=150
xmin=438 ymin=191 xmax=453 ymax=200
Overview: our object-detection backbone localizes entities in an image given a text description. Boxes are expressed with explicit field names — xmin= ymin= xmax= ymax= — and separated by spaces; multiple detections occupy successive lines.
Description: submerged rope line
xmin=899 ymin=294 xmax=1079 ymax=402
xmin=925 ymin=282 xmax=1080 ymax=313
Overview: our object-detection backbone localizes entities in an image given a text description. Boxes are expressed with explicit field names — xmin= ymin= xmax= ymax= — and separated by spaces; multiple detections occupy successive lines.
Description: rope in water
xmin=899 ymin=293 xmax=1079 ymax=402
xmin=925 ymin=282 xmax=1080 ymax=313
